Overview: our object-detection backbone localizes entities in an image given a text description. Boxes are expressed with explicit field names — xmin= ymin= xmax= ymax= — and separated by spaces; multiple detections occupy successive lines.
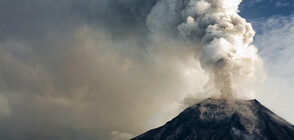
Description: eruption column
xmin=148 ymin=0 xmax=263 ymax=98
xmin=178 ymin=0 xmax=260 ymax=98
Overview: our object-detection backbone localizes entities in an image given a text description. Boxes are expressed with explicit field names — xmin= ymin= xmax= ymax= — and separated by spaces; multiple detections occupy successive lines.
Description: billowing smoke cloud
xmin=0 ymin=0 xmax=266 ymax=139
xmin=147 ymin=0 xmax=264 ymax=99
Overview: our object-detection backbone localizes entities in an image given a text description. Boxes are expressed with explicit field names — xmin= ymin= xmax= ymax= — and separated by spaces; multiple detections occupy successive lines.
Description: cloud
xmin=252 ymin=15 xmax=294 ymax=124
xmin=248 ymin=0 xmax=263 ymax=6
xmin=0 ymin=0 xmax=209 ymax=139
xmin=110 ymin=131 xmax=133 ymax=140
xmin=275 ymin=1 xmax=289 ymax=7
xmin=0 ymin=25 xmax=209 ymax=139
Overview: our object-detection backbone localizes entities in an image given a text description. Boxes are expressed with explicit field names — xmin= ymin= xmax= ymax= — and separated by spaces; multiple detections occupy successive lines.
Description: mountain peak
xmin=132 ymin=99 xmax=294 ymax=140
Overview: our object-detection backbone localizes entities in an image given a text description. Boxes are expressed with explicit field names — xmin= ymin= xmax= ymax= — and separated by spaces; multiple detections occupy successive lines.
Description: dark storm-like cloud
xmin=0 ymin=0 xmax=157 ymax=40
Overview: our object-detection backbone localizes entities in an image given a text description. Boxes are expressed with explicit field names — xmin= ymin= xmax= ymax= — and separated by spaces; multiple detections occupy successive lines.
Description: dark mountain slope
xmin=132 ymin=99 xmax=294 ymax=140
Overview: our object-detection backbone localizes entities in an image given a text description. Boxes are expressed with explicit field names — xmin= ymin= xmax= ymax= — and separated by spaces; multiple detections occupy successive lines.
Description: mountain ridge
xmin=132 ymin=98 xmax=294 ymax=140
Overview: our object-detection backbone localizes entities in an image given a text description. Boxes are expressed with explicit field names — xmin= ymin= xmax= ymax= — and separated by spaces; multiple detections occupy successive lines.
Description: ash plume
xmin=147 ymin=0 xmax=264 ymax=99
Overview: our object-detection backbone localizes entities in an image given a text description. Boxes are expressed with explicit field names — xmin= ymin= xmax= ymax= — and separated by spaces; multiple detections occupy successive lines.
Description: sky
xmin=240 ymin=0 xmax=294 ymax=127
xmin=0 ymin=0 xmax=293 ymax=140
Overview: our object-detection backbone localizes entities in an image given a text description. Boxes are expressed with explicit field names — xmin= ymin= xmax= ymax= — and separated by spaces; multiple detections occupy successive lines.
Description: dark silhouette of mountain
xmin=132 ymin=98 xmax=294 ymax=140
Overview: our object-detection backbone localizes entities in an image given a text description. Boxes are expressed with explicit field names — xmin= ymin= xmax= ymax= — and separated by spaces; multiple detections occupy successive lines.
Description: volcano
xmin=132 ymin=99 xmax=294 ymax=140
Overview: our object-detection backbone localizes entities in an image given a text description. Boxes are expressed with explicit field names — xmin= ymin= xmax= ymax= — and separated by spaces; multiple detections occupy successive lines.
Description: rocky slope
xmin=132 ymin=99 xmax=294 ymax=140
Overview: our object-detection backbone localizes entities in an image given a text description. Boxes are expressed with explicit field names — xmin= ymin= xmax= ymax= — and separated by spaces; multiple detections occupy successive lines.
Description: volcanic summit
xmin=132 ymin=98 xmax=294 ymax=140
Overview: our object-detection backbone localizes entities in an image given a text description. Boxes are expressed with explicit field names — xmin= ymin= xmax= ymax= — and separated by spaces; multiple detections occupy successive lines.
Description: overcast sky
xmin=0 ymin=0 xmax=293 ymax=140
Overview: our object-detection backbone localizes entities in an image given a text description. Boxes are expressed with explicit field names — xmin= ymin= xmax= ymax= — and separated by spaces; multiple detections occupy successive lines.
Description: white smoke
xmin=147 ymin=0 xmax=264 ymax=99
xmin=110 ymin=131 xmax=133 ymax=140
